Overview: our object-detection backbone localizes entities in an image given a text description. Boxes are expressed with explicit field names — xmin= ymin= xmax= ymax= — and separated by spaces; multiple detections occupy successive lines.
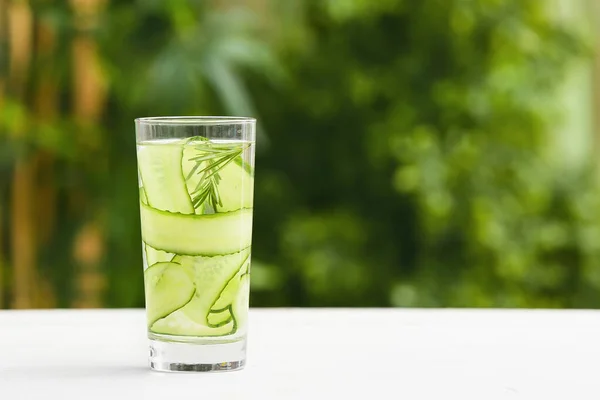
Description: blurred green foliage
xmin=2 ymin=0 xmax=600 ymax=308
xmin=250 ymin=0 xmax=600 ymax=308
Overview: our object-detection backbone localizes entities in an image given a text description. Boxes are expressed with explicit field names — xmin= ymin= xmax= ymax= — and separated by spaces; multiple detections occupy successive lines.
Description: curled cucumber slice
xmin=151 ymin=309 xmax=234 ymax=336
xmin=144 ymin=262 xmax=195 ymax=327
xmin=137 ymin=142 xmax=194 ymax=214
xmin=207 ymin=308 xmax=233 ymax=328
xmin=211 ymin=256 xmax=250 ymax=312
xmin=140 ymin=203 xmax=253 ymax=256
xmin=145 ymin=244 xmax=175 ymax=267
xmin=231 ymin=273 xmax=250 ymax=333
xmin=178 ymin=249 xmax=250 ymax=326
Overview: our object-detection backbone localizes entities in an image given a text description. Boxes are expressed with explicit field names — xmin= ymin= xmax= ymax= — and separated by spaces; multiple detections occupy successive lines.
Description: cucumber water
xmin=137 ymin=138 xmax=254 ymax=338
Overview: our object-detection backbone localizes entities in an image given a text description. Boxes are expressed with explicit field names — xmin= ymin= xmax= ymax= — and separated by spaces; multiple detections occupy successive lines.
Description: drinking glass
xmin=135 ymin=116 xmax=255 ymax=372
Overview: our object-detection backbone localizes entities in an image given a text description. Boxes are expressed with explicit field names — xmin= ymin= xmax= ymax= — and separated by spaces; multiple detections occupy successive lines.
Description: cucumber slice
xmin=178 ymin=249 xmax=250 ymax=326
xmin=231 ymin=273 xmax=250 ymax=333
xmin=207 ymin=308 xmax=233 ymax=327
xmin=151 ymin=309 xmax=234 ymax=336
xmin=140 ymin=203 xmax=253 ymax=256
xmin=211 ymin=256 xmax=250 ymax=312
xmin=214 ymin=160 xmax=254 ymax=213
xmin=137 ymin=142 xmax=194 ymax=214
xmin=144 ymin=262 xmax=195 ymax=327
xmin=145 ymin=244 xmax=175 ymax=267
xmin=182 ymin=143 xmax=254 ymax=214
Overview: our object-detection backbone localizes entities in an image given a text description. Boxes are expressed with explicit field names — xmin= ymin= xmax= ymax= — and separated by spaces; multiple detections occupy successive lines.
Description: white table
xmin=0 ymin=309 xmax=599 ymax=399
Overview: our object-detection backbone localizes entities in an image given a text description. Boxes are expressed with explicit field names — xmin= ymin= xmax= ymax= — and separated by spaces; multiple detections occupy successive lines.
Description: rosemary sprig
xmin=186 ymin=137 xmax=249 ymax=211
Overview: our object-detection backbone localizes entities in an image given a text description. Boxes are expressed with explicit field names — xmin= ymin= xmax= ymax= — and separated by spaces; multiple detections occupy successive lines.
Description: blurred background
xmin=1 ymin=0 xmax=600 ymax=309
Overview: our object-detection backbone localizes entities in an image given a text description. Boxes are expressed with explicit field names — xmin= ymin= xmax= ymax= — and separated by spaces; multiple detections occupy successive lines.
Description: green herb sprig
xmin=186 ymin=138 xmax=249 ymax=211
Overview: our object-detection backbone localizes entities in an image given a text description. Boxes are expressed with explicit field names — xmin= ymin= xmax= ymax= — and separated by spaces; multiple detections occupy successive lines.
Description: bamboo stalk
xmin=7 ymin=0 xmax=32 ymax=97
xmin=11 ymin=159 xmax=36 ymax=309
xmin=30 ymin=3 xmax=61 ymax=308
xmin=0 ymin=0 xmax=7 ymax=308
xmin=71 ymin=0 xmax=107 ymax=121
xmin=8 ymin=0 xmax=35 ymax=309
xmin=70 ymin=0 xmax=107 ymax=308
xmin=34 ymin=13 xmax=58 ymax=247
xmin=72 ymin=222 xmax=105 ymax=308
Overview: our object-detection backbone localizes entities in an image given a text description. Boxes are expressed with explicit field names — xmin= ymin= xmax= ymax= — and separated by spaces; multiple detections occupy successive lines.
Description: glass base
xmin=148 ymin=337 xmax=246 ymax=373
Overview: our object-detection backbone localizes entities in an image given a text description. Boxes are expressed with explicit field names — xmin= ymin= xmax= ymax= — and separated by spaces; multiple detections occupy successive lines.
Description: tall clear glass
xmin=135 ymin=117 xmax=255 ymax=372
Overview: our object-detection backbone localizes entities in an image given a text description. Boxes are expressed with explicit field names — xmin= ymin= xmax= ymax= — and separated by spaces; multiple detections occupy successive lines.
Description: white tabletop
xmin=0 ymin=309 xmax=599 ymax=399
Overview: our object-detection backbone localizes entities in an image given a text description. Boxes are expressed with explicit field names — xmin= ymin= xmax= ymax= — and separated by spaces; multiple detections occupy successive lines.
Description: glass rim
xmin=135 ymin=116 xmax=256 ymax=126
